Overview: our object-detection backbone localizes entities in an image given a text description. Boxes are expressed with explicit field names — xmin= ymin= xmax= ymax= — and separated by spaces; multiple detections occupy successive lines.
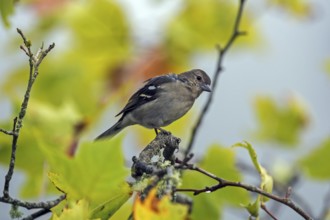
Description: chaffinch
xmin=95 ymin=69 xmax=211 ymax=140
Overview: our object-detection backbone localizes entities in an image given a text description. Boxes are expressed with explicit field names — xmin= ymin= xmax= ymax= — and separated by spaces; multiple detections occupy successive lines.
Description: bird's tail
xmin=94 ymin=121 xmax=124 ymax=140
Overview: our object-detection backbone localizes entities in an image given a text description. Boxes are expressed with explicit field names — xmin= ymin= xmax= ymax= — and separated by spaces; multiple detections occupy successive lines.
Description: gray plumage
xmin=95 ymin=69 xmax=211 ymax=140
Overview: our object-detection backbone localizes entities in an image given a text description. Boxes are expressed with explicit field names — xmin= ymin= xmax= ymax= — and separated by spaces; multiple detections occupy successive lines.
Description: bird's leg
xmin=154 ymin=128 xmax=171 ymax=135
xmin=154 ymin=128 xmax=159 ymax=135
xmin=157 ymin=127 xmax=171 ymax=135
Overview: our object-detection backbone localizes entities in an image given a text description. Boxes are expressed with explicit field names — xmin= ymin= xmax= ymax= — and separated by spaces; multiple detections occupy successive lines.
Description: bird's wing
xmin=115 ymin=74 xmax=179 ymax=117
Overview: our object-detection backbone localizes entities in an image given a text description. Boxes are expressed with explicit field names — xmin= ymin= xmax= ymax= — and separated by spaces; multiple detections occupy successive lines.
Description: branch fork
xmin=0 ymin=28 xmax=64 ymax=220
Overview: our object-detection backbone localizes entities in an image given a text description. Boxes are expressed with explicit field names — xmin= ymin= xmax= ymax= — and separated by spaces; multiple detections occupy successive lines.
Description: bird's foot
xmin=154 ymin=128 xmax=171 ymax=135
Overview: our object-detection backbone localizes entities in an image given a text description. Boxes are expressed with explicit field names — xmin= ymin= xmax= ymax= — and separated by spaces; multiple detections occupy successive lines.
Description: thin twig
xmin=175 ymin=161 xmax=313 ymax=220
xmin=17 ymin=28 xmax=33 ymax=57
xmin=22 ymin=209 xmax=51 ymax=220
xmin=0 ymin=29 xmax=62 ymax=219
xmin=3 ymin=117 xmax=18 ymax=197
xmin=185 ymin=0 xmax=247 ymax=156
xmin=3 ymin=29 xmax=55 ymax=198
xmin=261 ymin=203 xmax=278 ymax=220
xmin=0 ymin=194 xmax=66 ymax=210
xmin=3 ymin=28 xmax=36 ymax=197
xmin=0 ymin=128 xmax=13 ymax=135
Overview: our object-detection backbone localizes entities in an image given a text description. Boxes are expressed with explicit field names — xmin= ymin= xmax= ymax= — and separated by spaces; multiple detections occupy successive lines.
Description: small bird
xmin=95 ymin=69 xmax=211 ymax=140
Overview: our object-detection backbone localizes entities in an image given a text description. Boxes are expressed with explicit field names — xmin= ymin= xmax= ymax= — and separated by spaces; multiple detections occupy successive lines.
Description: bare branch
xmin=0 ymin=29 xmax=63 ymax=219
xmin=17 ymin=28 xmax=33 ymax=57
xmin=261 ymin=203 xmax=278 ymax=220
xmin=35 ymin=42 xmax=55 ymax=67
xmin=2 ymin=29 xmax=56 ymax=198
xmin=185 ymin=0 xmax=247 ymax=156
xmin=237 ymin=161 xmax=314 ymax=218
xmin=22 ymin=209 xmax=51 ymax=220
xmin=0 ymin=195 xmax=66 ymax=210
xmin=175 ymin=161 xmax=313 ymax=220
xmin=0 ymin=128 xmax=13 ymax=135
xmin=3 ymin=117 xmax=18 ymax=198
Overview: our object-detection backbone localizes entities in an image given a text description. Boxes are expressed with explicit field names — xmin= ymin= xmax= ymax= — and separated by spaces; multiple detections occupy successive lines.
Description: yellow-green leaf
xmin=269 ymin=0 xmax=311 ymax=17
xmin=41 ymin=138 xmax=131 ymax=214
xmin=243 ymin=197 xmax=260 ymax=218
xmin=65 ymin=0 xmax=131 ymax=75
xmin=233 ymin=141 xmax=273 ymax=203
xmin=259 ymin=167 xmax=273 ymax=202
xmin=0 ymin=100 xmax=82 ymax=198
xmin=300 ymin=138 xmax=330 ymax=180
xmin=232 ymin=141 xmax=261 ymax=173
xmin=165 ymin=0 xmax=259 ymax=66
xmin=324 ymin=59 xmax=330 ymax=77
xmin=51 ymin=199 xmax=90 ymax=220
xmin=0 ymin=0 xmax=14 ymax=27
xmin=253 ymin=96 xmax=309 ymax=146
xmin=91 ymin=183 xmax=132 ymax=220
xmin=2 ymin=0 xmax=131 ymax=119
xmin=110 ymin=201 xmax=132 ymax=220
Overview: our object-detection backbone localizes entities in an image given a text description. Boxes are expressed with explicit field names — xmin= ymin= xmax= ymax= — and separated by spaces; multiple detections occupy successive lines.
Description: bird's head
xmin=179 ymin=69 xmax=212 ymax=98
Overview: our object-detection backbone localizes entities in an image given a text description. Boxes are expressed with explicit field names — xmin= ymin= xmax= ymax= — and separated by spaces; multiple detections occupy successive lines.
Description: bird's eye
xmin=196 ymin=75 xmax=202 ymax=81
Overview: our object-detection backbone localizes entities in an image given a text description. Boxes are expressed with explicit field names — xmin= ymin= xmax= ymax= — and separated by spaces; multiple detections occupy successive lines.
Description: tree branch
xmin=0 ymin=194 xmax=66 ymax=210
xmin=0 ymin=128 xmax=14 ymax=135
xmin=175 ymin=160 xmax=313 ymax=220
xmin=237 ymin=161 xmax=314 ymax=218
xmin=3 ymin=28 xmax=55 ymax=198
xmin=261 ymin=203 xmax=278 ymax=220
xmin=185 ymin=0 xmax=247 ymax=156
xmin=22 ymin=209 xmax=51 ymax=220
xmin=0 ymin=28 xmax=64 ymax=219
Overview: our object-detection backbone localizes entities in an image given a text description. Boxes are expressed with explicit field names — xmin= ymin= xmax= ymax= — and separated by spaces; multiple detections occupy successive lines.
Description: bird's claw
xmin=155 ymin=128 xmax=171 ymax=136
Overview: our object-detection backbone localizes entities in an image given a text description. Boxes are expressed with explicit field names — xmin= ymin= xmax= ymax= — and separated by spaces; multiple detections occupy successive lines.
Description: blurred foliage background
xmin=0 ymin=0 xmax=329 ymax=219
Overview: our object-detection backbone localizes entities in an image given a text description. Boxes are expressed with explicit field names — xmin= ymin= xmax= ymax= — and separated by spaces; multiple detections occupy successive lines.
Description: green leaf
xmin=0 ymin=100 xmax=82 ymax=197
xmin=232 ymin=141 xmax=261 ymax=173
xmin=165 ymin=0 xmax=259 ymax=66
xmin=181 ymin=145 xmax=250 ymax=220
xmin=110 ymin=201 xmax=132 ymax=220
xmin=66 ymin=0 xmax=131 ymax=75
xmin=300 ymin=138 xmax=330 ymax=180
xmin=253 ymin=96 xmax=309 ymax=146
xmin=0 ymin=132 xmax=46 ymax=198
xmin=45 ymin=139 xmax=130 ymax=203
xmin=243 ymin=198 xmax=260 ymax=218
xmin=233 ymin=141 xmax=273 ymax=203
xmin=324 ymin=59 xmax=330 ymax=77
xmin=259 ymin=168 xmax=273 ymax=202
xmin=2 ymin=0 xmax=131 ymax=118
xmin=91 ymin=183 xmax=132 ymax=220
xmin=0 ymin=0 xmax=14 ymax=27
xmin=51 ymin=199 xmax=90 ymax=220
xmin=268 ymin=0 xmax=311 ymax=17
xmin=40 ymin=138 xmax=132 ymax=218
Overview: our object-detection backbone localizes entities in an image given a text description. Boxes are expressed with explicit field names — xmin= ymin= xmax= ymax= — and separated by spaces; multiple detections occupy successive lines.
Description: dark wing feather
xmin=115 ymin=74 xmax=178 ymax=117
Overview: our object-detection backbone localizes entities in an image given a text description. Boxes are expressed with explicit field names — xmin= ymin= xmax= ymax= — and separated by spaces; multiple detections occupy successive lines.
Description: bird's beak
xmin=201 ymin=84 xmax=212 ymax=92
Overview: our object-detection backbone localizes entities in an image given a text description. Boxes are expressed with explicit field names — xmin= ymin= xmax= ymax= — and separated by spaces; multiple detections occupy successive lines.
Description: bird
xmin=95 ymin=69 xmax=211 ymax=140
